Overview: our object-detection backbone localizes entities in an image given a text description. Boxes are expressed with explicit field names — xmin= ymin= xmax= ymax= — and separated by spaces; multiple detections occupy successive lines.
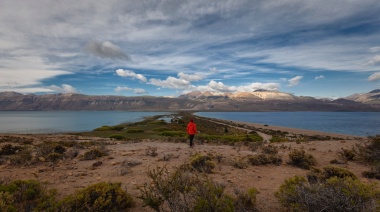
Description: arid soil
xmin=0 ymin=122 xmax=375 ymax=211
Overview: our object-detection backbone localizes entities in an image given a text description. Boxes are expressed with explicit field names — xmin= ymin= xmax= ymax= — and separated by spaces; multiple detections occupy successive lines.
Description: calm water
xmin=0 ymin=111 xmax=169 ymax=134
xmin=196 ymin=112 xmax=380 ymax=137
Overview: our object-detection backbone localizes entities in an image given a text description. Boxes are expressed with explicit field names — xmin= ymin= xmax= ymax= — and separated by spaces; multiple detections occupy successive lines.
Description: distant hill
xmin=345 ymin=89 xmax=380 ymax=105
xmin=0 ymin=91 xmax=379 ymax=111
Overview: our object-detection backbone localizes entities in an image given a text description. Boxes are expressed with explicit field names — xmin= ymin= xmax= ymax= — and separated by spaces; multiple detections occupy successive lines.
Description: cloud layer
xmin=0 ymin=0 xmax=379 ymax=96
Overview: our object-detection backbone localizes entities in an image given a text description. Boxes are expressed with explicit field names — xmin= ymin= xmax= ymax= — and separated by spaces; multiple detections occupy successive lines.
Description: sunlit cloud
xmin=315 ymin=75 xmax=325 ymax=80
xmin=116 ymin=69 xmax=147 ymax=82
xmin=368 ymin=72 xmax=380 ymax=82
xmin=47 ymin=84 xmax=77 ymax=93
xmin=288 ymin=76 xmax=303 ymax=87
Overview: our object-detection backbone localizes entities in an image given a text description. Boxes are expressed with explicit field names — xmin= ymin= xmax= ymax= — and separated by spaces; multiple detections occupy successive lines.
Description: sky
xmin=1 ymin=0 xmax=380 ymax=99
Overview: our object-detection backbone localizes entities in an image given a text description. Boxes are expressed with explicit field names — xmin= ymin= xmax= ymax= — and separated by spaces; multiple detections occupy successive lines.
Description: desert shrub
xmin=10 ymin=149 xmax=33 ymax=166
xmin=362 ymin=164 xmax=380 ymax=179
xmin=276 ymin=176 xmax=380 ymax=212
xmin=339 ymin=148 xmax=355 ymax=161
xmin=0 ymin=144 xmax=22 ymax=155
xmin=47 ymin=152 xmax=63 ymax=164
xmin=127 ymin=129 xmax=144 ymax=133
xmin=122 ymin=158 xmax=142 ymax=167
xmin=248 ymin=154 xmax=282 ymax=166
xmin=322 ymin=166 xmax=357 ymax=180
xmin=261 ymin=145 xmax=278 ymax=154
xmin=0 ymin=179 xmax=58 ymax=211
xmin=233 ymin=187 xmax=258 ymax=211
xmin=111 ymin=125 xmax=124 ymax=131
xmin=193 ymin=181 xmax=235 ymax=212
xmin=247 ymin=140 xmax=264 ymax=151
xmin=35 ymin=142 xmax=66 ymax=158
xmin=138 ymin=165 xmax=257 ymax=212
xmin=356 ymin=135 xmax=380 ymax=164
xmin=60 ymin=182 xmax=134 ymax=211
xmin=82 ymin=148 xmax=108 ymax=160
xmin=190 ymin=153 xmax=215 ymax=173
xmin=288 ymin=149 xmax=317 ymax=169
xmin=145 ymin=146 xmax=158 ymax=157
xmin=109 ymin=134 xmax=126 ymax=140
xmin=231 ymin=158 xmax=249 ymax=169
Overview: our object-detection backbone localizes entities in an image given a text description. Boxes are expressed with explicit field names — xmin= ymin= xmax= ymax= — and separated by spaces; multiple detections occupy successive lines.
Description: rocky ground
xmin=0 ymin=121 xmax=375 ymax=211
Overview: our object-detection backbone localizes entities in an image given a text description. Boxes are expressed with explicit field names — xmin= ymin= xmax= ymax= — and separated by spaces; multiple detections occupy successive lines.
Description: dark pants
xmin=189 ymin=134 xmax=195 ymax=146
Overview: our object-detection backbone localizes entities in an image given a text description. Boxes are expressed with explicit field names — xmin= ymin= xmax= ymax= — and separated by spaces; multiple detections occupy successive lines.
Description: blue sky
xmin=1 ymin=0 xmax=380 ymax=98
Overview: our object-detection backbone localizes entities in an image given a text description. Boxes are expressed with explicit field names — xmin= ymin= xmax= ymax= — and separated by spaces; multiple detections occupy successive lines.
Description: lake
xmin=196 ymin=112 xmax=380 ymax=137
xmin=0 ymin=111 xmax=170 ymax=134
xmin=0 ymin=111 xmax=379 ymax=136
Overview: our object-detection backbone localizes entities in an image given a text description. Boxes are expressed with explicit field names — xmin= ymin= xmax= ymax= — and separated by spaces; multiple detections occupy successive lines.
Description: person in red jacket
xmin=187 ymin=119 xmax=197 ymax=147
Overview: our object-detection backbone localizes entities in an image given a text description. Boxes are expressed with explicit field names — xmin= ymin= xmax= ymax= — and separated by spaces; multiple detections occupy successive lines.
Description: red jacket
xmin=187 ymin=122 xmax=197 ymax=135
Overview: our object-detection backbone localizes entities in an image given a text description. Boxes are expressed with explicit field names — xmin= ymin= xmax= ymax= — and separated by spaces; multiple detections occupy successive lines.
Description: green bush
xmin=126 ymin=129 xmax=144 ymax=133
xmin=82 ymin=148 xmax=108 ymax=160
xmin=94 ymin=125 xmax=112 ymax=131
xmin=138 ymin=165 xmax=257 ymax=212
xmin=60 ymin=182 xmax=134 ymax=211
xmin=339 ymin=148 xmax=355 ymax=161
xmin=276 ymin=176 xmax=380 ymax=211
xmin=0 ymin=180 xmax=58 ymax=211
xmin=109 ymin=134 xmax=126 ymax=140
xmin=190 ymin=153 xmax=215 ymax=173
xmin=288 ymin=149 xmax=317 ymax=169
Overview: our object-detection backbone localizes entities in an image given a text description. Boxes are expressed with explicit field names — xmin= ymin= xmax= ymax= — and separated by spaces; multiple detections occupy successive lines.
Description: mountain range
xmin=0 ymin=90 xmax=379 ymax=111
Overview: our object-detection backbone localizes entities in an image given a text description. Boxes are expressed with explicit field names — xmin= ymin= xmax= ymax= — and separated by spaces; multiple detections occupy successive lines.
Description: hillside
xmin=0 ymin=91 xmax=379 ymax=111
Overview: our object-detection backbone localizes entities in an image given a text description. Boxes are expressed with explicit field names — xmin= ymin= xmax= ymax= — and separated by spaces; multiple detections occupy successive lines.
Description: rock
xmin=92 ymin=161 xmax=102 ymax=167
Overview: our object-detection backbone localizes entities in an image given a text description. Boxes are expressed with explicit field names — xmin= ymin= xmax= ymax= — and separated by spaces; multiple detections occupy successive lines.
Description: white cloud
xmin=315 ymin=75 xmax=325 ymax=80
xmin=370 ymin=47 xmax=380 ymax=52
xmin=288 ymin=76 xmax=303 ymax=87
xmin=210 ymin=67 xmax=218 ymax=73
xmin=368 ymin=72 xmax=380 ymax=82
xmin=133 ymin=88 xmax=148 ymax=94
xmin=178 ymin=72 xmax=204 ymax=81
xmin=116 ymin=69 xmax=147 ymax=82
xmin=115 ymin=86 xmax=147 ymax=95
xmin=86 ymin=41 xmax=131 ymax=61
xmin=149 ymin=76 xmax=190 ymax=89
xmin=208 ymin=80 xmax=236 ymax=92
xmin=365 ymin=55 xmax=380 ymax=66
xmin=47 ymin=84 xmax=77 ymax=93
xmin=115 ymin=86 xmax=132 ymax=92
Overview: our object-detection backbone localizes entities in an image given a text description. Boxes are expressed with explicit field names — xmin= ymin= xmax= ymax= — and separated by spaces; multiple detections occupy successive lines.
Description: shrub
xmin=82 ymin=148 xmax=108 ymax=160
xmin=248 ymin=154 xmax=282 ymax=166
xmin=276 ymin=176 xmax=380 ymax=212
xmin=356 ymin=135 xmax=380 ymax=164
xmin=0 ymin=144 xmax=22 ymax=155
xmin=0 ymin=180 xmax=58 ymax=211
xmin=270 ymin=136 xmax=289 ymax=143
xmin=234 ymin=187 xmax=258 ymax=210
xmin=60 ymin=182 xmax=134 ymax=211
xmin=190 ymin=153 xmax=215 ymax=173
xmin=288 ymin=149 xmax=317 ymax=169
xmin=138 ymin=165 xmax=257 ymax=212
xmin=322 ymin=166 xmax=357 ymax=180
xmin=231 ymin=158 xmax=249 ymax=169
xmin=10 ymin=149 xmax=33 ymax=166
xmin=339 ymin=148 xmax=355 ymax=161
xmin=126 ymin=129 xmax=144 ymax=133
xmin=362 ymin=164 xmax=380 ymax=179
xmin=261 ymin=145 xmax=278 ymax=155
xmin=109 ymin=134 xmax=126 ymax=140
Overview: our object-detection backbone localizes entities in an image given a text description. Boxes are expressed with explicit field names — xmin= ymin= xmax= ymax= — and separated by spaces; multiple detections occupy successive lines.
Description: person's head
xmin=190 ymin=119 xmax=194 ymax=122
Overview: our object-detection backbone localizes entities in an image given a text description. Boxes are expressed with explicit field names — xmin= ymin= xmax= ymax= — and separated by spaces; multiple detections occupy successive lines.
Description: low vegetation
xmin=138 ymin=165 xmax=258 ymax=212
xmin=276 ymin=166 xmax=380 ymax=212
